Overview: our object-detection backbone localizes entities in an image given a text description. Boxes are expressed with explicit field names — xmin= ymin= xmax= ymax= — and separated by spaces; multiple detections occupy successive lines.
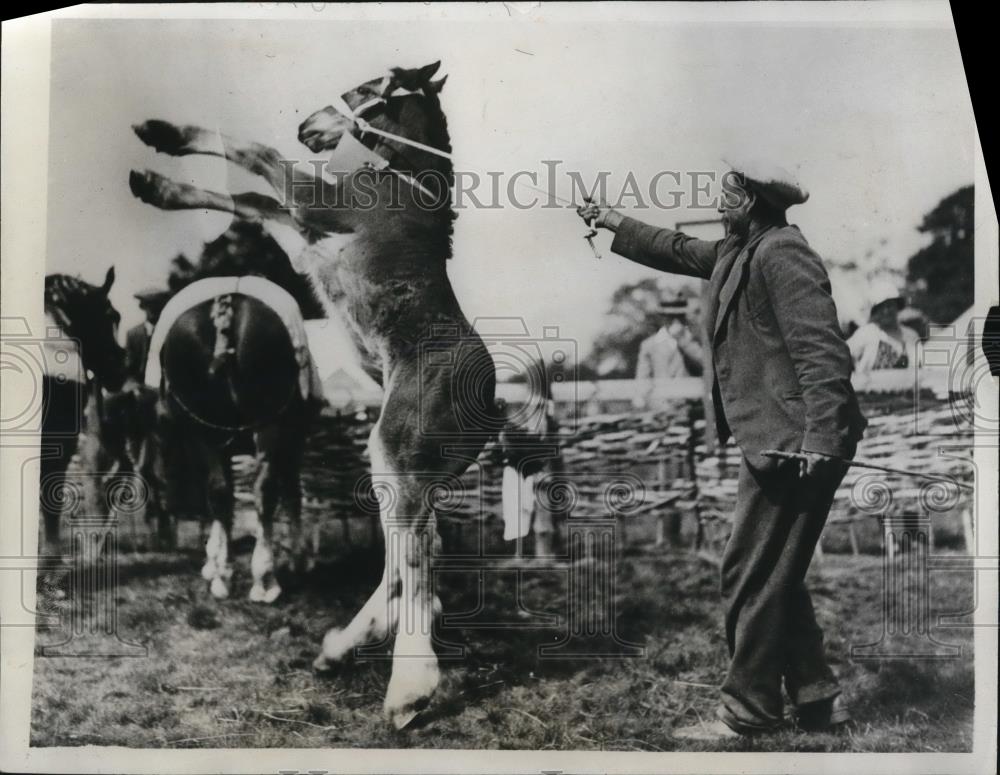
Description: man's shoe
xmin=794 ymin=694 xmax=852 ymax=732
xmin=672 ymin=719 xmax=742 ymax=741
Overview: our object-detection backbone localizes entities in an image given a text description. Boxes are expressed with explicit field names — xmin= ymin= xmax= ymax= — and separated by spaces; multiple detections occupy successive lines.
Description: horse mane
xmin=44 ymin=273 xmax=97 ymax=333
xmin=167 ymin=219 xmax=326 ymax=319
xmin=393 ymin=91 xmax=457 ymax=259
xmin=45 ymin=273 xmax=91 ymax=306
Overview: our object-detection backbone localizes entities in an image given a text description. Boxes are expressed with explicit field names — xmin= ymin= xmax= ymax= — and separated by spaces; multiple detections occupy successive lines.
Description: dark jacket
xmin=611 ymin=217 xmax=866 ymax=469
xmin=125 ymin=322 xmax=152 ymax=383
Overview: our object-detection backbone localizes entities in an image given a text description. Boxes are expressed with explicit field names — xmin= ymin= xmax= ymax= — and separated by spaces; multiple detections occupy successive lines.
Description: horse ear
xmin=417 ymin=61 xmax=442 ymax=83
xmin=101 ymin=266 xmax=116 ymax=294
xmin=426 ymin=74 xmax=448 ymax=94
xmin=387 ymin=61 xmax=441 ymax=93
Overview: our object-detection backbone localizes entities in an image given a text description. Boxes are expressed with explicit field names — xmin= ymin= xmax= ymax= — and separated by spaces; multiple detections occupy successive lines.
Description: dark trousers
xmin=718 ymin=455 xmax=849 ymax=731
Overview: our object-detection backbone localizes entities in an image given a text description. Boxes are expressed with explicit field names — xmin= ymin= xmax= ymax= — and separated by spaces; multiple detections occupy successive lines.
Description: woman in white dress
xmin=847 ymin=281 xmax=920 ymax=375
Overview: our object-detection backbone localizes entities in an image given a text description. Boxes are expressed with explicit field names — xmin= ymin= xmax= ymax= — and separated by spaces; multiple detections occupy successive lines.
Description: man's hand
xmin=798 ymin=450 xmax=847 ymax=481
xmin=667 ymin=319 xmax=686 ymax=339
xmin=576 ymin=199 xmax=624 ymax=231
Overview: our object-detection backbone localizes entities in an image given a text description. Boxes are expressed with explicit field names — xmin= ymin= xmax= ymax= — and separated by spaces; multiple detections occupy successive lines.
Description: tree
xmin=581 ymin=277 xmax=702 ymax=379
xmin=905 ymin=185 xmax=974 ymax=324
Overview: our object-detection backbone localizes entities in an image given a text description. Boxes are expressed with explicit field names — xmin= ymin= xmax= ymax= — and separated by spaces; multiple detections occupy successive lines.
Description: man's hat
xmin=868 ymin=277 xmax=906 ymax=312
xmin=655 ymin=299 xmax=691 ymax=318
xmin=134 ymin=286 xmax=169 ymax=305
xmin=723 ymin=155 xmax=809 ymax=211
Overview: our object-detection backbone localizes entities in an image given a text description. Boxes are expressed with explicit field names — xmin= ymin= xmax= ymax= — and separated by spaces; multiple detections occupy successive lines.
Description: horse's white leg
xmin=313 ymin=567 xmax=394 ymax=667
xmin=200 ymin=448 xmax=234 ymax=599
xmin=249 ymin=524 xmax=280 ymax=603
xmin=383 ymin=504 xmax=441 ymax=729
xmin=249 ymin=440 xmax=282 ymax=604
xmin=202 ymin=518 xmax=232 ymax=599
xmin=314 ymin=430 xmax=399 ymax=668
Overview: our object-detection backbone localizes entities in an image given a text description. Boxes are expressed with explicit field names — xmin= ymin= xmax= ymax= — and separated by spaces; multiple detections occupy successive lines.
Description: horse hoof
xmin=384 ymin=658 xmax=439 ymax=729
xmin=209 ymin=577 xmax=229 ymax=599
xmin=389 ymin=707 xmax=420 ymax=730
xmin=132 ymin=120 xmax=188 ymax=155
xmin=128 ymin=169 xmax=158 ymax=202
xmin=249 ymin=583 xmax=281 ymax=604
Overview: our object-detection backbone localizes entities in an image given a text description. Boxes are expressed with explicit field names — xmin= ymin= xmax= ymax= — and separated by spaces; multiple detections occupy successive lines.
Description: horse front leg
xmin=129 ymin=170 xmax=298 ymax=225
xmin=132 ymin=121 xmax=324 ymax=208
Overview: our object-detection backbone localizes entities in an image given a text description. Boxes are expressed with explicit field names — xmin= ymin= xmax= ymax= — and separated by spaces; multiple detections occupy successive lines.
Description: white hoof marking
xmin=384 ymin=657 xmax=440 ymax=728
xmin=209 ymin=577 xmax=229 ymax=599
xmin=249 ymin=582 xmax=282 ymax=604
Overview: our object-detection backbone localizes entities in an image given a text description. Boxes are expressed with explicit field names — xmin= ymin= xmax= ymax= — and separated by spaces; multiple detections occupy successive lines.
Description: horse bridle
xmin=328 ymin=78 xmax=453 ymax=198
xmin=45 ymin=289 xmax=100 ymax=385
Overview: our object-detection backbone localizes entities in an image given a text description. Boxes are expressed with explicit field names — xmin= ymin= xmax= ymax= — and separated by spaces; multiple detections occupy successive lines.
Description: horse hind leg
xmin=381 ymin=478 xmax=442 ymax=729
xmin=314 ymin=429 xmax=399 ymax=670
xmin=248 ymin=448 xmax=282 ymax=604
xmin=200 ymin=448 xmax=234 ymax=599
xmin=278 ymin=424 xmax=310 ymax=575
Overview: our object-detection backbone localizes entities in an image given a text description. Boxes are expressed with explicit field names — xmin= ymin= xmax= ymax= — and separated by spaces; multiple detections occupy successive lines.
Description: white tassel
xmin=502 ymin=466 xmax=533 ymax=541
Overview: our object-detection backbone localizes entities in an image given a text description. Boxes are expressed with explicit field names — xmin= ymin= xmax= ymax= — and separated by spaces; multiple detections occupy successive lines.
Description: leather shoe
xmin=672 ymin=719 xmax=742 ymax=741
xmin=794 ymin=694 xmax=852 ymax=731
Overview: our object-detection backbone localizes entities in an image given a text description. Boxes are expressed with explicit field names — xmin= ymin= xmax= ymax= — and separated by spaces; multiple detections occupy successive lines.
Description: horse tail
xmin=206 ymin=294 xmax=240 ymax=404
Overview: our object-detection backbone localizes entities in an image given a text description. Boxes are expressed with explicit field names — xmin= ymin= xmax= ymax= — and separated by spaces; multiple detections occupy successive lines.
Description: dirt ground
xmin=30 ymin=534 xmax=974 ymax=752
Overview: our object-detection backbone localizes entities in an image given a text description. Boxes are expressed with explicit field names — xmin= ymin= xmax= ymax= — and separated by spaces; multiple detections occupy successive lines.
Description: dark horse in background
xmin=129 ymin=61 xmax=499 ymax=727
xmin=41 ymin=269 xmax=127 ymax=556
xmin=122 ymin=220 xmax=322 ymax=604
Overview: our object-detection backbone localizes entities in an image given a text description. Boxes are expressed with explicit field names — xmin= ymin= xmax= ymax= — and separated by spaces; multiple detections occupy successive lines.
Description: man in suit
xmin=125 ymin=287 xmax=169 ymax=383
xmin=634 ymin=298 xmax=703 ymax=410
xmin=578 ymin=159 xmax=867 ymax=739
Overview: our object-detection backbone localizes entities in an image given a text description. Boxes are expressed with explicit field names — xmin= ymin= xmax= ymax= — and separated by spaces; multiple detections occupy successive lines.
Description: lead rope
xmin=328 ymin=92 xmax=598 ymax=250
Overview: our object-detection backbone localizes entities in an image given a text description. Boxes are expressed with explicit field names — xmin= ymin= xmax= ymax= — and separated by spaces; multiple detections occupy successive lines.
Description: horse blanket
xmin=144 ymin=276 xmax=322 ymax=400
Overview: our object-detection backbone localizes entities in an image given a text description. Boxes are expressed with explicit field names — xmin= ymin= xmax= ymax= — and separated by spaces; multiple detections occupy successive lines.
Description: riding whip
xmin=581 ymin=196 xmax=603 ymax=259
xmin=761 ymin=449 xmax=974 ymax=492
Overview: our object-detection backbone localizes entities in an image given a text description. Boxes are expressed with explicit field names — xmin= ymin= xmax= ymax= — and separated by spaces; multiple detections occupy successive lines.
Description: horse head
xmin=298 ymin=61 xmax=451 ymax=178
xmin=44 ymin=267 xmax=127 ymax=391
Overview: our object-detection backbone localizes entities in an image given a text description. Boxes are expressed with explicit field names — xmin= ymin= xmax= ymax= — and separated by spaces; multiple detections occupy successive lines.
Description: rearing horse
xmin=129 ymin=61 xmax=498 ymax=727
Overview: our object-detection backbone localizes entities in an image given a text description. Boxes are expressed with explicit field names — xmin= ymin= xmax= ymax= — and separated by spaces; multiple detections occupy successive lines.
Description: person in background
xmin=847 ymin=279 xmax=920 ymax=375
xmin=577 ymin=156 xmax=867 ymax=740
xmin=494 ymin=358 xmax=564 ymax=553
xmin=125 ymin=287 xmax=170 ymax=382
xmin=634 ymin=298 xmax=704 ymax=410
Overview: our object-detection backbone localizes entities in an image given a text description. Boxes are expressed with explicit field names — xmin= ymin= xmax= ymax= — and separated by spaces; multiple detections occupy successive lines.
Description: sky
xmin=44 ymin=9 xmax=975 ymax=362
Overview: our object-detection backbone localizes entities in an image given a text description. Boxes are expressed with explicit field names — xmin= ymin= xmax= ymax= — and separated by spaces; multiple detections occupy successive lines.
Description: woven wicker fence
xmin=222 ymin=386 xmax=975 ymax=564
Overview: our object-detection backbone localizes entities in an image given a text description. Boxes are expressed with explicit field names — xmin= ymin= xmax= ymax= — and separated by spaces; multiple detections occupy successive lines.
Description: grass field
xmin=30 ymin=534 xmax=974 ymax=752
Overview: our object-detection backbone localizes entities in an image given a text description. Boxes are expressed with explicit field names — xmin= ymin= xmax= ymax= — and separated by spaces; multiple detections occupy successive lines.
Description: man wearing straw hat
xmin=578 ymin=158 xmax=867 ymax=739
xmin=634 ymin=296 xmax=704 ymax=410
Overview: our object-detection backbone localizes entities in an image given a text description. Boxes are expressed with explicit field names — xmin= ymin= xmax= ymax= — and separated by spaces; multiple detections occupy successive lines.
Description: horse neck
xmin=81 ymin=374 xmax=105 ymax=434
xmin=381 ymin=100 xmax=454 ymax=183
